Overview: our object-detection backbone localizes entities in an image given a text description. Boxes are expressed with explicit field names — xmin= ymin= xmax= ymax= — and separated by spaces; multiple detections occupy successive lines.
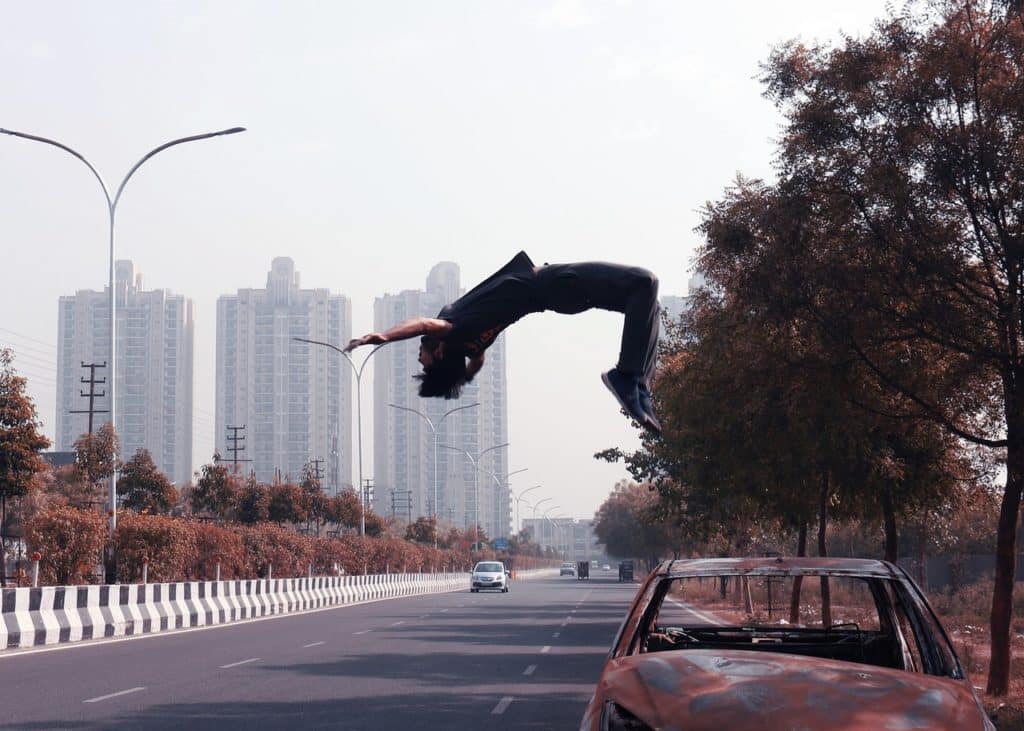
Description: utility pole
xmin=224 ymin=424 xmax=252 ymax=473
xmin=69 ymin=361 xmax=108 ymax=434
xmin=362 ymin=478 xmax=374 ymax=514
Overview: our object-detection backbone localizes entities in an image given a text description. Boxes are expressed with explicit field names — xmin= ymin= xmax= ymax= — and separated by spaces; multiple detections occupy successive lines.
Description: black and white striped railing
xmin=0 ymin=572 xmax=479 ymax=650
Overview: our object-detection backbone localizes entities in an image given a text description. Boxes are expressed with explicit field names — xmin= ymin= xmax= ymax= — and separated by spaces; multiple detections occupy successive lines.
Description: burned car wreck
xmin=581 ymin=557 xmax=994 ymax=731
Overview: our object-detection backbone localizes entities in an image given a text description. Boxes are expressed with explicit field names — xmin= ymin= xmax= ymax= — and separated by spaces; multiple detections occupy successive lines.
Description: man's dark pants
xmin=536 ymin=262 xmax=660 ymax=386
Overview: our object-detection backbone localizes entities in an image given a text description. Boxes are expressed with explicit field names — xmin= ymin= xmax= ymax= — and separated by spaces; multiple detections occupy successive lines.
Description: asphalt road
xmin=0 ymin=572 xmax=639 ymax=730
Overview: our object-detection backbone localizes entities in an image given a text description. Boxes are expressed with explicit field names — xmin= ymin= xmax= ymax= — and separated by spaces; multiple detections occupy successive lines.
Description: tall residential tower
xmin=215 ymin=258 xmax=352 ymax=490
xmin=56 ymin=260 xmax=194 ymax=485
xmin=373 ymin=262 xmax=512 ymax=538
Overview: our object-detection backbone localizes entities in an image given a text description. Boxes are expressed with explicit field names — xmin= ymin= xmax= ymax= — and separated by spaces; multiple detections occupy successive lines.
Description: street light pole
xmin=294 ymin=337 xmax=387 ymax=536
xmin=440 ymin=442 xmax=509 ymax=549
xmin=481 ymin=467 xmax=527 ymax=538
xmin=389 ymin=401 xmax=479 ymax=547
xmin=0 ymin=125 xmax=245 ymax=579
xmin=543 ymin=505 xmax=562 ymax=557
xmin=532 ymin=497 xmax=553 ymax=520
xmin=512 ymin=484 xmax=541 ymax=535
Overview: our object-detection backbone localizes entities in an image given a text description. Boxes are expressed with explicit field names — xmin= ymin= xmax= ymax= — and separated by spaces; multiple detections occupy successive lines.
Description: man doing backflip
xmin=345 ymin=251 xmax=661 ymax=434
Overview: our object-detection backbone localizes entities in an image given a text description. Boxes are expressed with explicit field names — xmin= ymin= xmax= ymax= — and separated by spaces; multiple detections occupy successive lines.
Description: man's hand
xmin=344 ymin=333 xmax=386 ymax=352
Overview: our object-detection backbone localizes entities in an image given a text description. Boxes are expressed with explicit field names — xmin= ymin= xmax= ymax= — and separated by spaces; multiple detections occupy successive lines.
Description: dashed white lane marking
xmin=491 ymin=696 xmax=514 ymax=715
xmin=220 ymin=658 xmax=259 ymax=669
xmin=552 ymin=632 xmax=560 ymax=638
xmin=570 ymin=609 xmax=577 ymax=614
xmin=523 ymin=664 xmax=537 ymax=676
xmin=441 ymin=609 xmax=449 ymax=613
xmin=419 ymin=615 xmax=428 ymax=618
xmin=561 ymin=621 xmax=569 ymax=627
xmin=83 ymin=687 xmax=145 ymax=704
xmin=303 ymin=641 xmax=325 ymax=648
xmin=353 ymin=629 xmax=373 ymax=635
xmin=540 ymin=645 xmax=551 ymax=654
xmin=391 ymin=621 xmax=405 ymax=626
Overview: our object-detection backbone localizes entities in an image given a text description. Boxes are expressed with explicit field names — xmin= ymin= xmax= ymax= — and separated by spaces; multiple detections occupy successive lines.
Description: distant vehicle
xmin=470 ymin=561 xmax=508 ymax=593
xmin=602 ymin=564 xmax=611 ymax=571
xmin=576 ymin=560 xmax=590 ymax=580
xmin=581 ymin=557 xmax=994 ymax=731
xmin=618 ymin=560 xmax=634 ymax=582
xmin=560 ymin=561 xmax=576 ymax=576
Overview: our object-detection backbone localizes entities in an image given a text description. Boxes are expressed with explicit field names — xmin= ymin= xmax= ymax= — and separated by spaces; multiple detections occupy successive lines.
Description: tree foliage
xmin=118 ymin=449 xmax=178 ymax=515
xmin=0 ymin=349 xmax=49 ymax=582
xmin=593 ymin=481 xmax=676 ymax=560
xmin=188 ymin=461 xmax=240 ymax=520
xmin=72 ymin=423 xmax=118 ymax=490
xmin=405 ymin=516 xmax=438 ymax=545
xmin=683 ymin=0 xmax=1024 ymax=695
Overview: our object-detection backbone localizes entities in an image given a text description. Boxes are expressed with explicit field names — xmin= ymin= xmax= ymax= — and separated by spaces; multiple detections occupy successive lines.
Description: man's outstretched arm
xmin=345 ymin=317 xmax=452 ymax=352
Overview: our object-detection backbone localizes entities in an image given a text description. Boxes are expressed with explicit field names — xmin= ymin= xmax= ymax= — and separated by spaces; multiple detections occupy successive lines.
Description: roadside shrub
xmin=240 ymin=523 xmax=314 ymax=578
xmin=25 ymin=505 xmax=106 ymax=585
xmin=114 ymin=513 xmax=196 ymax=583
xmin=190 ymin=521 xmax=246 ymax=580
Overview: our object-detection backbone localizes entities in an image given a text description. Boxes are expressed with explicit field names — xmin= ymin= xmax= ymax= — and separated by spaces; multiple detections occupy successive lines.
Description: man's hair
xmin=415 ymin=345 xmax=473 ymax=399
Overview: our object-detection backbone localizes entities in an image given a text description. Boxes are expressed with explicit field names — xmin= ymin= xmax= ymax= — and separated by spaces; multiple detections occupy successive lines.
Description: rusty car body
xmin=581 ymin=557 xmax=994 ymax=731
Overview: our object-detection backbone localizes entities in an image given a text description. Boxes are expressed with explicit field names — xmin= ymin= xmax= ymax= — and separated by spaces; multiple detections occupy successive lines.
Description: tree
xmin=236 ymin=475 xmax=269 ymax=524
xmin=593 ymin=481 xmax=673 ymax=561
xmin=701 ymin=0 xmax=1024 ymax=694
xmin=188 ymin=460 xmax=239 ymax=520
xmin=267 ymin=481 xmax=308 ymax=525
xmin=300 ymin=464 xmax=327 ymax=536
xmin=117 ymin=449 xmax=178 ymax=514
xmin=73 ymin=423 xmax=119 ymax=493
xmin=0 ymin=349 xmax=50 ymax=585
xmin=405 ymin=516 xmax=438 ymax=545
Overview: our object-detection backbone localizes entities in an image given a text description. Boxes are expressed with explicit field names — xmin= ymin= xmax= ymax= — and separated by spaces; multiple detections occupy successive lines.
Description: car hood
xmin=592 ymin=649 xmax=989 ymax=731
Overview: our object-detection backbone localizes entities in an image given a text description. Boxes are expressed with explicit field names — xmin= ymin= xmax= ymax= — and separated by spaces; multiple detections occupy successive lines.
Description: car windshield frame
xmin=474 ymin=563 xmax=504 ymax=573
xmin=613 ymin=563 xmax=963 ymax=681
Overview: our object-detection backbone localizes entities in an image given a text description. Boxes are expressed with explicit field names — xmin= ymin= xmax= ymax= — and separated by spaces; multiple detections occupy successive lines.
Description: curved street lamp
xmin=512 ymin=484 xmax=541 ymax=535
xmin=294 ymin=337 xmax=388 ymax=536
xmin=532 ymin=496 xmax=553 ymax=520
xmin=389 ymin=401 xmax=479 ymax=546
xmin=542 ymin=504 xmax=562 ymax=557
xmin=481 ymin=467 xmax=527 ymax=538
xmin=440 ymin=442 xmax=509 ymax=549
xmin=1 ymin=125 xmax=246 ymax=581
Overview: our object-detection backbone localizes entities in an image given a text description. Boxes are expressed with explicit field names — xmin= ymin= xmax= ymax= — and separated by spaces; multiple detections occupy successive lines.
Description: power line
xmin=0 ymin=327 xmax=57 ymax=350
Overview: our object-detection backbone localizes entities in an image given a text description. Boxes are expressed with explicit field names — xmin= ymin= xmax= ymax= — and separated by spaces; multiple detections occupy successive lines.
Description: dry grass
xmin=930 ymin=579 xmax=1024 ymax=730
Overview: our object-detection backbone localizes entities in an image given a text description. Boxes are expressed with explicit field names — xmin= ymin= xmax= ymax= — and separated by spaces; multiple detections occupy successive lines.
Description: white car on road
xmin=470 ymin=561 xmax=509 ymax=593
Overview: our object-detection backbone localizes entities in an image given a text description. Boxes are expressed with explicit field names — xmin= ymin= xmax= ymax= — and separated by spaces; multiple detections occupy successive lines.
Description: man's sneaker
xmin=601 ymin=369 xmax=646 ymax=427
xmin=638 ymin=383 xmax=662 ymax=436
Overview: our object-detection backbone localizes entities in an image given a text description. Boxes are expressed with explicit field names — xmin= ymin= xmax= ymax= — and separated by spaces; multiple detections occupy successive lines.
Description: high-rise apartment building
xmin=373 ymin=262 xmax=511 ymax=538
xmin=216 ymin=258 xmax=352 ymax=490
xmin=56 ymin=260 xmax=194 ymax=486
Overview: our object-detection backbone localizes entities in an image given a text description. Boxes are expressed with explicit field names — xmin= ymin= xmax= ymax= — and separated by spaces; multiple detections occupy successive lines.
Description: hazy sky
xmin=0 ymin=0 xmax=892 ymax=521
